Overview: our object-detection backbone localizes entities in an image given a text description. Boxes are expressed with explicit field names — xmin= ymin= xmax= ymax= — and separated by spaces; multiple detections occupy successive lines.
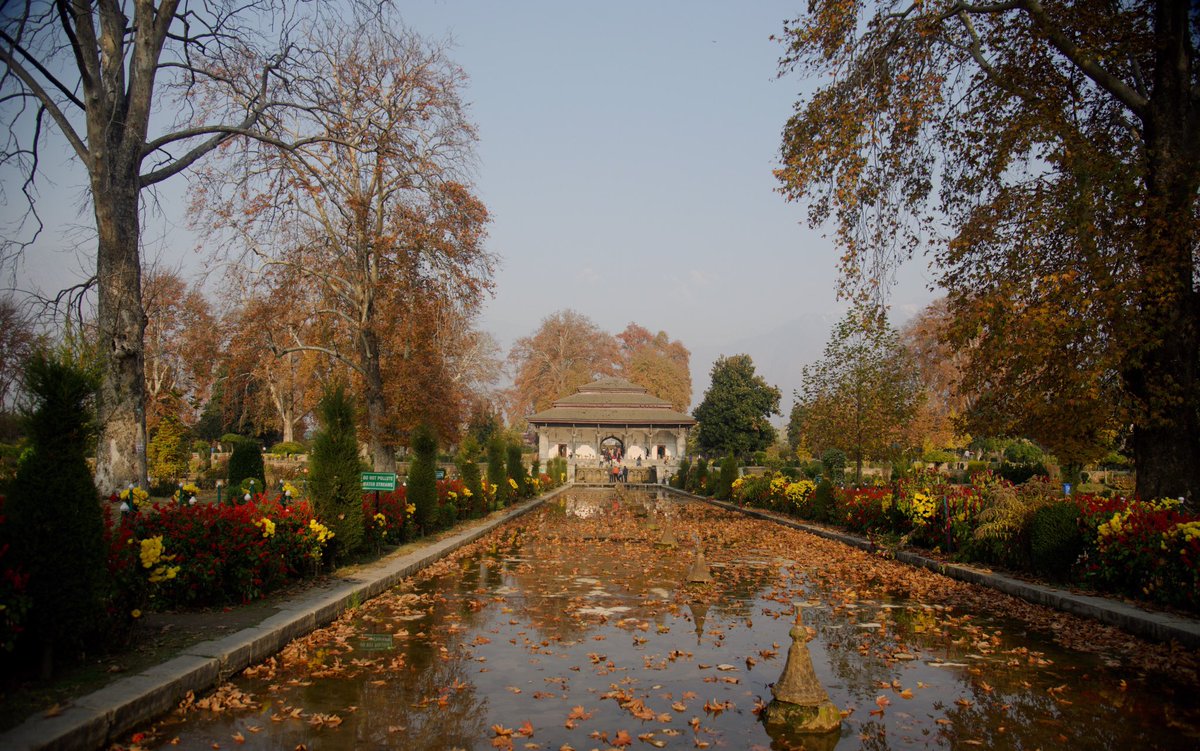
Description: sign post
xmin=361 ymin=472 xmax=398 ymax=517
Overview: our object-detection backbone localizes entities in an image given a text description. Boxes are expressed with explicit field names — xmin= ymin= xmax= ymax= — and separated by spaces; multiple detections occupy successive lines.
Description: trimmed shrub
xmin=270 ymin=440 xmax=307 ymax=456
xmin=998 ymin=461 xmax=1049 ymax=485
xmin=811 ymin=479 xmax=837 ymax=522
xmin=227 ymin=438 xmax=265 ymax=497
xmin=506 ymin=443 xmax=526 ymax=499
xmin=966 ymin=460 xmax=989 ymax=476
xmin=688 ymin=459 xmax=709 ymax=495
xmin=714 ymin=455 xmax=738 ymax=500
xmin=486 ymin=436 xmax=507 ymax=508
xmin=6 ymin=352 xmax=109 ymax=673
xmin=456 ymin=439 xmax=486 ymax=517
xmin=307 ymin=385 xmax=364 ymax=560
xmin=674 ymin=458 xmax=691 ymax=490
xmin=408 ymin=423 xmax=438 ymax=533
xmin=820 ymin=448 xmax=847 ymax=484
xmin=1029 ymin=501 xmax=1084 ymax=580
xmin=546 ymin=456 xmax=568 ymax=486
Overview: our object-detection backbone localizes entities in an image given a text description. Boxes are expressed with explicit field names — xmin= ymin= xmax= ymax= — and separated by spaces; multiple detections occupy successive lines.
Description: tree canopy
xmin=0 ymin=1 xmax=344 ymax=491
xmin=796 ymin=313 xmax=924 ymax=482
xmin=775 ymin=0 xmax=1199 ymax=500
xmin=692 ymin=354 xmax=781 ymax=457
xmin=506 ymin=312 xmax=693 ymax=423
xmin=192 ymin=19 xmax=494 ymax=469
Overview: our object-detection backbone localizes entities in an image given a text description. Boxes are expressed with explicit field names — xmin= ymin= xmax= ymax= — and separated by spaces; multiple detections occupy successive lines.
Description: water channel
xmin=123 ymin=488 xmax=1199 ymax=750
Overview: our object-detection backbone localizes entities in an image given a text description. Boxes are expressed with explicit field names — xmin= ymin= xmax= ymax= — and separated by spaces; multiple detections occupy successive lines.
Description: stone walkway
xmin=4 ymin=484 xmax=1198 ymax=751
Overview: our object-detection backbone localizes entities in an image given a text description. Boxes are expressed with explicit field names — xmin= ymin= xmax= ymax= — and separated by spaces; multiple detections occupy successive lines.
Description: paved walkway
xmin=6 ymin=484 xmax=1198 ymax=751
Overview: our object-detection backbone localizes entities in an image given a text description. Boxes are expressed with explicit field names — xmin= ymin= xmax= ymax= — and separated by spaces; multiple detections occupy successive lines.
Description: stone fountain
xmin=762 ymin=606 xmax=842 ymax=744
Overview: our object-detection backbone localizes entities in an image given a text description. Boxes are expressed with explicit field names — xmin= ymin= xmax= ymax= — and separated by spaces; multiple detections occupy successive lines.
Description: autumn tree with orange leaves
xmin=507 ymin=310 xmax=619 ymax=422
xmin=193 ymin=19 xmax=494 ymax=470
xmin=221 ymin=288 xmax=330 ymax=443
xmin=142 ymin=269 xmax=219 ymax=431
xmin=616 ymin=324 xmax=693 ymax=412
xmin=776 ymin=1 xmax=1199 ymax=500
xmin=506 ymin=313 xmax=694 ymax=425
xmin=899 ymin=298 xmax=971 ymax=452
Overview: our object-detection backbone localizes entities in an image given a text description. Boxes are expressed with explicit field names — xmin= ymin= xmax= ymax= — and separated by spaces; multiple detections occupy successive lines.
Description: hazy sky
xmin=2 ymin=1 xmax=939 ymax=420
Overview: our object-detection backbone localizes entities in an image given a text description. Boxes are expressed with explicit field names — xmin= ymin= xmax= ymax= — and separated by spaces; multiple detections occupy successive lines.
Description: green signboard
xmin=361 ymin=472 xmax=397 ymax=492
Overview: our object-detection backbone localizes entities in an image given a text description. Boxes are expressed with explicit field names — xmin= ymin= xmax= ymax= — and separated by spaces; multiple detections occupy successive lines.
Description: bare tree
xmin=193 ymin=19 xmax=493 ymax=471
xmin=0 ymin=1 xmax=355 ymax=491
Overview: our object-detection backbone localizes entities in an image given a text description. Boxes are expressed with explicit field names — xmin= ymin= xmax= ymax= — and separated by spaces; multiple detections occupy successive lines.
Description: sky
xmin=2 ymin=0 xmax=939 ymax=423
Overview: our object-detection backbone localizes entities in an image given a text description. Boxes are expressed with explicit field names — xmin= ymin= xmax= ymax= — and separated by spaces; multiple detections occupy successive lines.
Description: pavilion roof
xmin=526 ymin=377 xmax=696 ymax=427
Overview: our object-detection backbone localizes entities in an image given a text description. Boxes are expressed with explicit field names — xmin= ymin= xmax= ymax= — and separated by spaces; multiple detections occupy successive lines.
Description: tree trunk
xmin=358 ymin=328 xmax=395 ymax=472
xmin=1125 ymin=0 xmax=1200 ymax=503
xmin=281 ymin=409 xmax=295 ymax=444
xmin=93 ymin=180 xmax=148 ymax=493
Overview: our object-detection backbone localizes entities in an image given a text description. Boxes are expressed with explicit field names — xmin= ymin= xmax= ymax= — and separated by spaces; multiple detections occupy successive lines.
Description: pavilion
xmin=526 ymin=377 xmax=695 ymax=481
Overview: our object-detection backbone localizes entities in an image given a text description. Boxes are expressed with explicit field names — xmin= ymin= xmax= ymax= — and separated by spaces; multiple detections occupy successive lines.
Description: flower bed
xmin=728 ymin=469 xmax=1199 ymax=614
xmin=109 ymin=495 xmax=333 ymax=609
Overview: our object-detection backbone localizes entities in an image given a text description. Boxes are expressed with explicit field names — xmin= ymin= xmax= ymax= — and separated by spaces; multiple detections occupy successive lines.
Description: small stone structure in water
xmin=763 ymin=607 xmax=842 ymax=743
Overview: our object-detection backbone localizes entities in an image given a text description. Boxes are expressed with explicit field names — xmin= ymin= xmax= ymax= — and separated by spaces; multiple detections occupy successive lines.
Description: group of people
xmin=609 ymin=462 xmax=629 ymax=482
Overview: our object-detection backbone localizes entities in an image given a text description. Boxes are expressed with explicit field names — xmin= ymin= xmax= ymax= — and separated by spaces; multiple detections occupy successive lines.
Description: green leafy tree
xmin=148 ymin=415 xmax=190 ymax=483
xmin=456 ymin=438 xmax=486 ymax=517
xmin=486 ymin=435 xmax=507 ymax=508
xmin=7 ymin=352 xmax=108 ymax=675
xmin=226 ymin=438 xmax=266 ymax=498
xmin=785 ymin=401 xmax=807 ymax=456
xmin=308 ymin=385 xmax=364 ymax=559
xmin=775 ymin=0 xmax=1200 ymax=501
xmin=797 ymin=314 xmax=924 ymax=483
xmin=820 ymin=448 xmax=847 ymax=486
xmin=692 ymin=354 xmax=781 ymax=457
xmin=407 ymin=423 xmax=439 ymax=533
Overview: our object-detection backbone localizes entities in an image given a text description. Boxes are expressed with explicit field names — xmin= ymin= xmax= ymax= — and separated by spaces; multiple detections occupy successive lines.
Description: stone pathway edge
xmin=1 ymin=487 xmax=568 ymax=751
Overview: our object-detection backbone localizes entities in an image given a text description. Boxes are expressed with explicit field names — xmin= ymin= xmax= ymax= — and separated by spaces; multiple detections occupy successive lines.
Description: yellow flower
xmin=308 ymin=519 xmax=335 ymax=543
xmin=140 ymin=536 xmax=166 ymax=568
xmin=374 ymin=512 xmax=387 ymax=527
xmin=149 ymin=565 xmax=180 ymax=583
xmin=254 ymin=517 xmax=276 ymax=538
xmin=462 ymin=487 xmax=472 ymax=497
xmin=508 ymin=478 xmax=519 ymax=490
xmin=131 ymin=609 xmax=142 ymax=619
xmin=121 ymin=486 xmax=150 ymax=508
xmin=282 ymin=481 xmax=301 ymax=498
xmin=405 ymin=503 xmax=416 ymax=516
xmin=182 ymin=483 xmax=201 ymax=496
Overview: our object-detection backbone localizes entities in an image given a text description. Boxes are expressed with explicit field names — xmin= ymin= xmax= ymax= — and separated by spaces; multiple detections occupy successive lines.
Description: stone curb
xmin=682 ymin=492 xmax=1200 ymax=650
xmin=1 ymin=489 xmax=567 ymax=751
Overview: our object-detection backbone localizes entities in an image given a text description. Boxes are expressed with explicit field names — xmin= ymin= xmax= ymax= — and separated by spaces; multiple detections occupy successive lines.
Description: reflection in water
xmin=124 ymin=489 xmax=1199 ymax=750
